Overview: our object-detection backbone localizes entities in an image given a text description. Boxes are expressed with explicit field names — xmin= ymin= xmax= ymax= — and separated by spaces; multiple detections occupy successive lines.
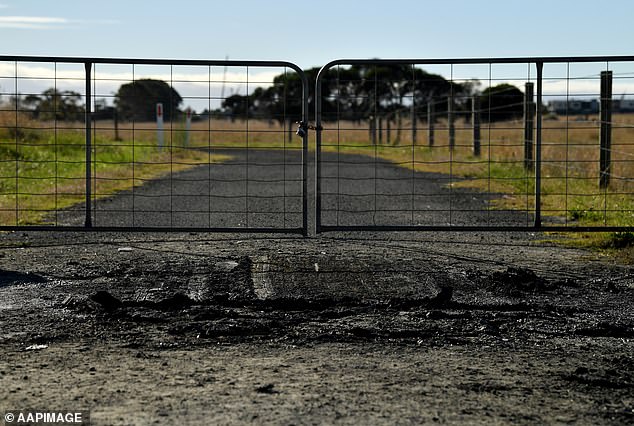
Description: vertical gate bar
xmin=85 ymin=62 xmax=93 ymax=228
xmin=534 ymin=62 xmax=543 ymax=228
xmin=374 ymin=66 xmax=378 ymax=225
xmin=282 ymin=68 xmax=288 ymax=230
xmin=315 ymin=70 xmax=323 ymax=234
xmin=300 ymin=70 xmax=309 ymax=236
xmin=208 ymin=65 xmax=212 ymax=228
xmin=246 ymin=66 xmax=250 ymax=229
xmin=54 ymin=62 xmax=58 ymax=226
xmin=14 ymin=61 xmax=18 ymax=226
xmin=170 ymin=65 xmax=174 ymax=228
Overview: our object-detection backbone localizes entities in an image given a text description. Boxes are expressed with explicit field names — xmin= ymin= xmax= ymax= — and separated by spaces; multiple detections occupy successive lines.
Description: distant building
xmin=617 ymin=99 xmax=634 ymax=112
xmin=548 ymin=99 xmax=599 ymax=115
xmin=548 ymin=98 xmax=634 ymax=115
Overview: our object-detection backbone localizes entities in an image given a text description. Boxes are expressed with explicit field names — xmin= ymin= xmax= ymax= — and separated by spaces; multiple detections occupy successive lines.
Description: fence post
xmin=411 ymin=103 xmax=417 ymax=145
xmin=370 ymin=115 xmax=376 ymax=145
xmin=524 ymin=82 xmax=535 ymax=170
xmin=600 ymin=71 xmax=613 ymax=189
xmin=386 ymin=116 xmax=391 ymax=145
xmin=428 ymin=102 xmax=435 ymax=147
xmin=378 ymin=116 xmax=383 ymax=144
xmin=84 ymin=62 xmax=92 ymax=228
xmin=534 ymin=62 xmax=543 ymax=228
xmin=472 ymin=95 xmax=481 ymax=157
xmin=448 ymin=96 xmax=455 ymax=151
xmin=113 ymin=109 xmax=121 ymax=141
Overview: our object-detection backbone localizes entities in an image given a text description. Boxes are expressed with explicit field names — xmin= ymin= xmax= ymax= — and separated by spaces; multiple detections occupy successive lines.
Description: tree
xmin=217 ymin=65 xmax=469 ymax=138
xmin=115 ymin=79 xmax=182 ymax=121
xmin=23 ymin=89 xmax=85 ymax=121
xmin=220 ymin=67 xmax=323 ymax=124
xmin=479 ymin=84 xmax=524 ymax=122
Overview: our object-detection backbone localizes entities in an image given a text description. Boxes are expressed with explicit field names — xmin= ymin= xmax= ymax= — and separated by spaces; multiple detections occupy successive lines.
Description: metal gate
xmin=0 ymin=56 xmax=309 ymax=234
xmin=315 ymin=56 xmax=634 ymax=233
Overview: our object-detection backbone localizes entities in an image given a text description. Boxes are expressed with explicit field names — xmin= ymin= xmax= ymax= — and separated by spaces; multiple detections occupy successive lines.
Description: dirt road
xmin=0 ymin=150 xmax=632 ymax=425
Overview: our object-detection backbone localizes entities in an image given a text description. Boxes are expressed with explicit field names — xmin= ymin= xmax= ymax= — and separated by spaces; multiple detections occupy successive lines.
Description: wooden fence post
xmin=448 ymin=96 xmax=455 ymax=151
xmin=600 ymin=71 xmax=613 ymax=189
xmin=472 ymin=96 xmax=481 ymax=157
xmin=411 ymin=104 xmax=417 ymax=145
xmin=288 ymin=119 xmax=294 ymax=144
xmin=428 ymin=102 xmax=435 ymax=147
xmin=524 ymin=82 xmax=535 ymax=170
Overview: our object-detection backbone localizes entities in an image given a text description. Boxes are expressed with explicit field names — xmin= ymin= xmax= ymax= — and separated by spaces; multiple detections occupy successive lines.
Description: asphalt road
xmin=63 ymin=148 xmax=530 ymax=230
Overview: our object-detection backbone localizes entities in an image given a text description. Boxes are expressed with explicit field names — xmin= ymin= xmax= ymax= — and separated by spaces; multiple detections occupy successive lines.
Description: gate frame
xmin=315 ymin=56 xmax=634 ymax=234
xmin=0 ymin=56 xmax=309 ymax=236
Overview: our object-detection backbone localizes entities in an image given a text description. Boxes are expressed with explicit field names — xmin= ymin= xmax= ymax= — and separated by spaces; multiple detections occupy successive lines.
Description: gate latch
xmin=295 ymin=121 xmax=322 ymax=138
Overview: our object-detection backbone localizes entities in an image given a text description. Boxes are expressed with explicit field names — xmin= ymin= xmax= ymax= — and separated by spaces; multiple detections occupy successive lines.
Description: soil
xmin=0 ymin=230 xmax=633 ymax=425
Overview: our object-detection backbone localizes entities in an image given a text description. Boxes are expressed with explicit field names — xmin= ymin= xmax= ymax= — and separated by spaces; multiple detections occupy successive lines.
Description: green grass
xmin=0 ymin=127 xmax=229 ymax=225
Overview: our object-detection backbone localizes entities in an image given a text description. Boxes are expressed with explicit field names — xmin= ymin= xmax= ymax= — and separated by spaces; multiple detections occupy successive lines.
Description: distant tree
xmin=218 ymin=65 xmax=470 ymax=138
xmin=479 ymin=84 xmax=524 ymax=122
xmin=115 ymin=79 xmax=182 ymax=121
xmin=221 ymin=94 xmax=251 ymax=121
xmin=93 ymin=98 xmax=115 ymax=120
xmin=221 ymin=67 xmax=323 ymax=124
xmin=23 ymin=89 xmax=85 ymax=121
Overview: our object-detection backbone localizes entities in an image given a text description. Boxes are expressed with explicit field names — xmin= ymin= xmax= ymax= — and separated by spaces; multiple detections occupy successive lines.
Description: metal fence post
xmin=600 ymin=70 xmax=613 ymax=189
xmin=85 ymin=62 xmax=92 ymax=228
xmin=378 ymin=117 xmax=383 ymax=144
xmin=428 ymin=102 xmax=435 ymax=147
xmin=524 ymin=82 xmax=535 ymax=170
xmin=386 ymin=116 xmax=391 ymax=145
xmin=411 ymin=104 xmax=417 ymax=145
xmin=472 ymin=95 xmax=481 ymax=157
xmin=534 ymin=62 xmax=543 ymax=228
xmin=448 ymin=96 xmax=455 ymax=151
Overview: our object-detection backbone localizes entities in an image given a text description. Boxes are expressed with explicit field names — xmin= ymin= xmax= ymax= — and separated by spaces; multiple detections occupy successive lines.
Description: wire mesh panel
xmin=0 ymin=57 xmax=308 ymax=234
xmin=315 ymin=57 xmax=634 ymax=232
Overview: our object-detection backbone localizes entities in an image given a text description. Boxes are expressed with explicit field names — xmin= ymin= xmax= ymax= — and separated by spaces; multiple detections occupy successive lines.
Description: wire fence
xmin=0 ymin=56 xmax=309 ymax=234
xmin=4 ymin=55 xmax=634 ymax=234
xmin=315 ymin=57 xmax=634 ymax=232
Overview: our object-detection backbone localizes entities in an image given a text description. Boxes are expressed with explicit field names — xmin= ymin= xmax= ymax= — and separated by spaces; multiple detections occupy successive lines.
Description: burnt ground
xmin=0 ymin=151 xmax=633 ymax=424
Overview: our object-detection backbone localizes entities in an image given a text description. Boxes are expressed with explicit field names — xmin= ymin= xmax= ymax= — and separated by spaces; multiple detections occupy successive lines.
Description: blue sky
xmin=1 ymin=0 xmax=633 ymax=69
xmin=2 ymin=0 xmax=634 ymax=111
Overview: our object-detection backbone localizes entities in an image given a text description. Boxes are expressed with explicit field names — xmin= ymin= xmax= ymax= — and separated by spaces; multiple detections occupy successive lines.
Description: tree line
xmin=10 ymin=65 xmax=526 ymax=124
xmin=220 ymin=66 xmax=524 ymax=123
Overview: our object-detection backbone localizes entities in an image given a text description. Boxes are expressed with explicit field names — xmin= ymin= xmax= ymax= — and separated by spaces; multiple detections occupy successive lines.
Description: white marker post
xmin=185 ymin=107 xmax=192 ymax=147
xmin=156 ymin=103 xmax=164 ymax=150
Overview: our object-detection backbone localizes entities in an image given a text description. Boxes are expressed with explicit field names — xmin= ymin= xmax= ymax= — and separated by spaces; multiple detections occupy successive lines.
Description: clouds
xmin=0 ymin=1 xmax=119 ymax=31
xmin=0 ymin=16 xmax=69 ymax=29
